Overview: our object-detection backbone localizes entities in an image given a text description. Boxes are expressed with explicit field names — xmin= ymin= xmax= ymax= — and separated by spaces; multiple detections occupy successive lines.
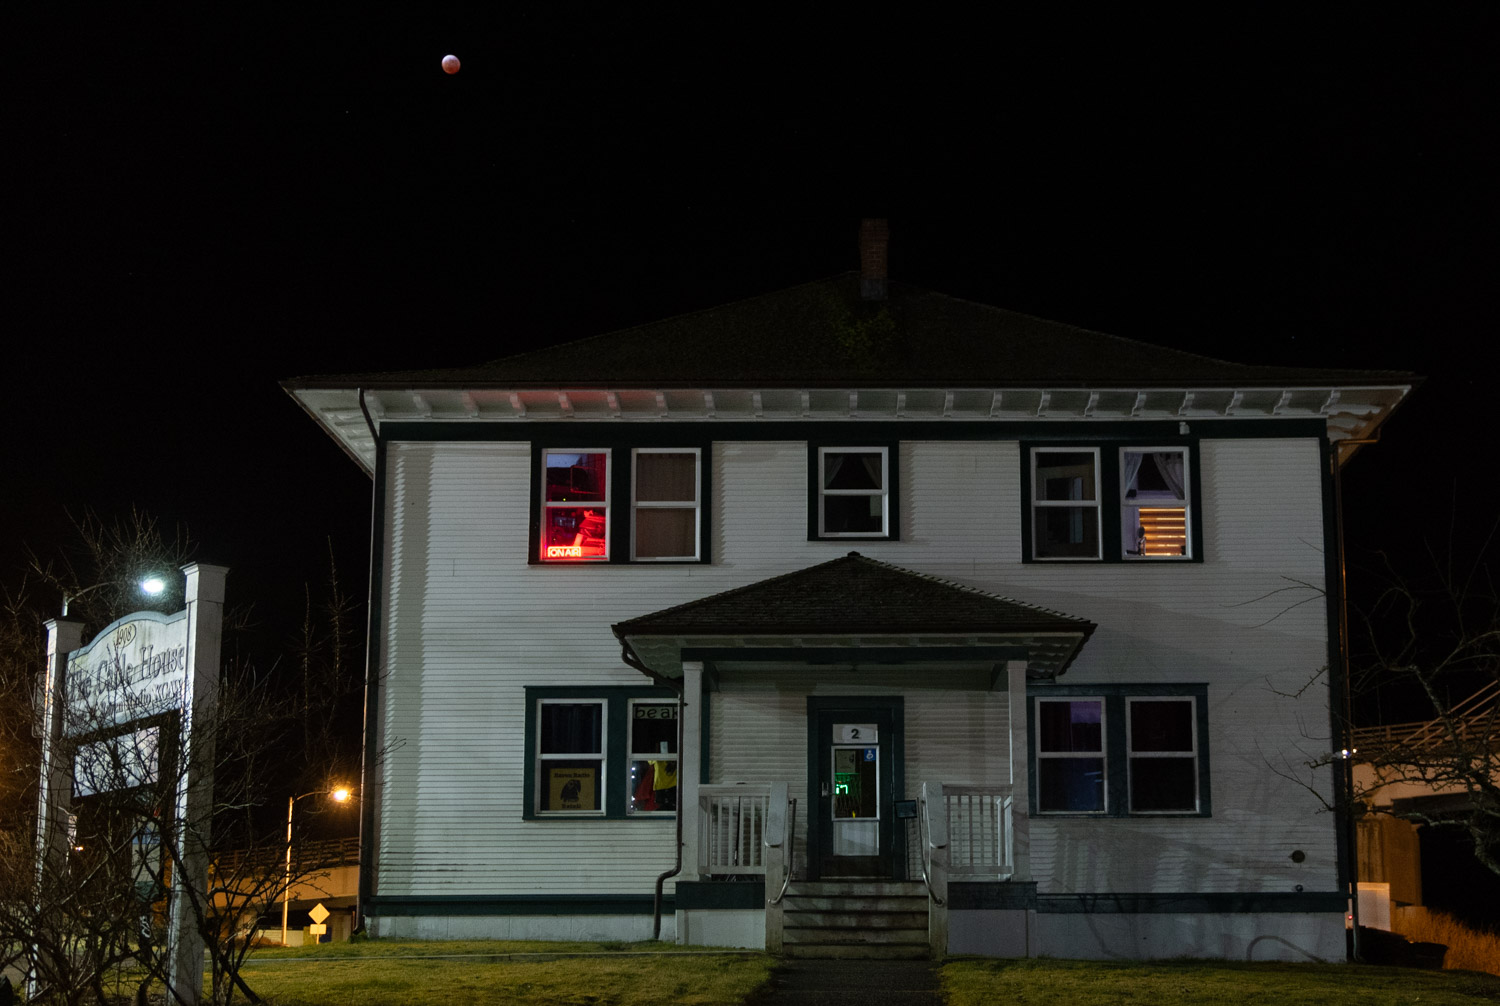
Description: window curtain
xmin=1122 ymin=452 xmax=1145 ymax=498
xmin=1152 ymin=452 xmax=1186 ymax=500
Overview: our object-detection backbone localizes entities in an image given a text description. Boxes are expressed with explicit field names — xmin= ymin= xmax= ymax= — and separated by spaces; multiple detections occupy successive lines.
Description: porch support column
xmin=1006 ymin=659 xmax=1031 ymax=883
xmin=1007 ymin=659 xmax=1037 ymax=958
xmin=681 ymin=661 xmax=704 ymax=881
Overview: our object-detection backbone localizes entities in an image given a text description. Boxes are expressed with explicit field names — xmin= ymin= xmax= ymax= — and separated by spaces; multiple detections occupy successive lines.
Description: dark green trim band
xmin=1035 ymin=892 xmax=1345 ymax=914
xmin=949 ymin=884 xmax=1341 ymax=915
xmin=368 ymin=894 xmax=672 ymax=916
xmin=948 ymin=881 xmax=1038 ymax=911
xmin=674 ymin=881 xmax=766 ymax=910
xmin=684 ymin=646 xmax=1029 ymax=665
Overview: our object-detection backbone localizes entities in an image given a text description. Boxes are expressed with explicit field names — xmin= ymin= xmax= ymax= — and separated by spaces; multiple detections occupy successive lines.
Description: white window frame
xmin=630 ymin=448 xmax=700 ymax=561
xmin=1125 ymin=696 xmax=1200 ymax=814
xmin=1119 ymin=446 xmax=1192 ymax=561
xmin=626 ymin=698 xmax=680 ymax=817
xmin=1030 ymin=447 xmax=1102 ymax=561
xmin=1034 ymin=696 xmax=1108 ymax=815
xmin=817 ymin=446 xmax=889 ymax=538
xmin=535 ymin=697 xmax=607 ymax=816
xmin=540 ymin=448 xmax=611 ymax=562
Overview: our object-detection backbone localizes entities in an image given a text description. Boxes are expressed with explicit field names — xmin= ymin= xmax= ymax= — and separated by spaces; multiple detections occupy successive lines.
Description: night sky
xmin=7 ymin=10 xmax=1497 ymax=707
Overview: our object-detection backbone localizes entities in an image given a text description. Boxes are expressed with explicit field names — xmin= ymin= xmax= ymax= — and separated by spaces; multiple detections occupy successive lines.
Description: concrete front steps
xmin=781 ymin=880 xmax=930 ymax=959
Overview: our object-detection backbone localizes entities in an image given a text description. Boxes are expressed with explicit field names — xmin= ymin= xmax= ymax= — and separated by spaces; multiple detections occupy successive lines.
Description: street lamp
xmin=282 ymin=787 xmax=353 ymax=946
xmin=61 ymin=574 xmax=169 ymax=616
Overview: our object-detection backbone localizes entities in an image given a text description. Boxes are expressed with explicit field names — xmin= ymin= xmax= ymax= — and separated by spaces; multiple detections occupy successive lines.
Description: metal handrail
xmin=767 ymin=798 xmax=797 ymax=906
xmin=917 ymin=792 xmax=945 ymax=906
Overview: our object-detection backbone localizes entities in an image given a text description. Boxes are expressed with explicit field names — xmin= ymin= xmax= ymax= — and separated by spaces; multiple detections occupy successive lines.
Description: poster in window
xmin=547 ymin=767 xmax=598 ymax=811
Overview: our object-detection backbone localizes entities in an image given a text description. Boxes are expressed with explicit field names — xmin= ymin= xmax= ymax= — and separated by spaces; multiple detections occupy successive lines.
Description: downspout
xmin=1331 ymin=434 xmax=1379 ymax=961
xmin=354 ymin=389 xmax=380 ymax=935
xmin=617 ymin=639 xmax=686 ymax=942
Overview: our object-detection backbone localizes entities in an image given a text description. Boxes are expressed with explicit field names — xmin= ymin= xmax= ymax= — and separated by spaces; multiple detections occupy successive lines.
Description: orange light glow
xmin=546 ymin=545 xmax=584 ymax=559
xmin=1139 ymin=507 xmax=1187 ymax=555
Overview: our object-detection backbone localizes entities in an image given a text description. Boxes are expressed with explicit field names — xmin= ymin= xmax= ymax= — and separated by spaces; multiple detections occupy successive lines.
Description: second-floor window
xmin=542 ymin=449 xmax=610 ymax=561
xmin=815 ymin=446 xmax=893 ymax=539
xmin=1121 ymin=448 xmax=1190 ymax=558
xmin=632 ymin=449 xmax=700 ymax=561
xmin=1026 ymin=441 xmax=1198 ymax=562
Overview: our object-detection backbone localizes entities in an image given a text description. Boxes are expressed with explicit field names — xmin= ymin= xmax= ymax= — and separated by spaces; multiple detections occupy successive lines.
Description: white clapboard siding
xmin=375 ymin=435 xmax=1337 ymax=900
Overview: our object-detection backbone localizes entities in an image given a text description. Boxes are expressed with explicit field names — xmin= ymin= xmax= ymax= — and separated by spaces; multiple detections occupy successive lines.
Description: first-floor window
xmin=627 ymin=699 xmax=679 ymax=815
xmin=1127 ymin=697 xmax=1199 ymax=812
xmin=1036 ymin=698 xmax=1105 ymax=813
xmin=536 ymin=699 xmax=604 ymax=813
xmin=526 ymin=687 xmax=679 ymax=819
xmin=1032 ymin=686 xmax=1209 ymax=817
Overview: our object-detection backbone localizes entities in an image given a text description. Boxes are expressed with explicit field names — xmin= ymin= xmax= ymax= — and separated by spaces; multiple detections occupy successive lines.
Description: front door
xmin=809 ymin=698 xmax=902 ymax=880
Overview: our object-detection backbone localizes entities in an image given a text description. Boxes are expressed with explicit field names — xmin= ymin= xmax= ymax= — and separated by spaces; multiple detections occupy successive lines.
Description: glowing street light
xmin=61 ymin=574 xmax=170 ymax=616
xmin=282 ymin=786 xmax=353 ymax=946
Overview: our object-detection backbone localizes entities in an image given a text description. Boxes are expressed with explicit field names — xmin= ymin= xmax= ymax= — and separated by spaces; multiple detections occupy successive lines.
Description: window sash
xmin=1120 ymin=447 xmax=1191 ymax=560
xmin=627 ymin=699 xmax=679 ymax=816
xmin=631 ymin=449 xmax=700 ymax=561
xmin=1126 ymin=697 xmax=1199 ymax=813
xmin=818 ymin=447 xmax=889 ymax=537
xmin=541 ymin=449 xmax=611 ymax=561
xmin=536 ymin=698 xmax=606 ymax=814
xmin=1031 ymin=448 xmax=1101 ymax=560
xmin=1035 ymin=697 xmax=1107 ymax=814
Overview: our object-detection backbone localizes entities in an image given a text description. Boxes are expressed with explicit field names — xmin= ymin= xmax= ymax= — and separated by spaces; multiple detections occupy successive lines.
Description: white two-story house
xmin=285 ymin=222 xmax=1413 ymax=960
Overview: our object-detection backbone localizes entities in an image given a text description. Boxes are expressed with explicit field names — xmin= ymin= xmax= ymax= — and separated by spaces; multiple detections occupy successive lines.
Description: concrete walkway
xmin=752 ymin=958 xmax=943 ymax=1005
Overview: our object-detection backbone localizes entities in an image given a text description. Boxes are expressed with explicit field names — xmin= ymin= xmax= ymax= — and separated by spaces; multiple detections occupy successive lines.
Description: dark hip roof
xmin=611 ymin=552 xmax=1097 ymax=639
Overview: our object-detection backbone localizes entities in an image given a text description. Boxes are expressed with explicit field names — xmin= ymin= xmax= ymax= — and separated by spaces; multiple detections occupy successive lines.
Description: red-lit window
xmin=542 ymin=450 xmax=610 ymax=561
xmin=1121 ymin=448 xmax=1190 ymax=559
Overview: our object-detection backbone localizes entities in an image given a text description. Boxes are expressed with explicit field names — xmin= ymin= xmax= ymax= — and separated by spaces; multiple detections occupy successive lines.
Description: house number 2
xmin=835 ymin=723 xmax=878 ymax=744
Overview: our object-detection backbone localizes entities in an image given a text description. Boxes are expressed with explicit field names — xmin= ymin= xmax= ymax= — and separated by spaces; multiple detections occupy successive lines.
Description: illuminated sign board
xmin=545 ymin=545 xmax=584 ymax=559
xmin=65 ymin=612 xmax=190 ymax=736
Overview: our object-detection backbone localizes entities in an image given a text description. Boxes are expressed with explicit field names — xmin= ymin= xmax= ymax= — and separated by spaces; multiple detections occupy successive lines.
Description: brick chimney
xmin=859 ymin=218 xmax=889 ymax=301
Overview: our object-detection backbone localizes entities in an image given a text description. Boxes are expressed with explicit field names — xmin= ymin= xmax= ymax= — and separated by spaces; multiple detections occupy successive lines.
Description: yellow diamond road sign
xmin=309 ymin=902 xmax=330 ymax=925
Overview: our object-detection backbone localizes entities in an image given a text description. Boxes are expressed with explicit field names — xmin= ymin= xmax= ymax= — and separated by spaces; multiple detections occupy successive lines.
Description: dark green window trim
xmin=807 ymin=441 xmax=900 ymax=542
xmin=1027 ymin=683 xmax=1211 ymax=818
xmin=528 ymin=440 xmax=712 ymax=566
xmin=523 ymin=685 xmax=679 ymax=820
xmin=1021 ymin=436 xmax=1204 ymax=563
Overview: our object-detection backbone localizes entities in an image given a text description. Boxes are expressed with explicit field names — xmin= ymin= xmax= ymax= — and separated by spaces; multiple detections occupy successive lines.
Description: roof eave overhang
xmin=285 ymin=380 xmax=1414 ymax=477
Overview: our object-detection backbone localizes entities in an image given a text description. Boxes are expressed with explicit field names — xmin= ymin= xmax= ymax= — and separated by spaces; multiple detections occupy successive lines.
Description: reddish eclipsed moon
xmin=442 ymin=54 xmax=461 ymax=75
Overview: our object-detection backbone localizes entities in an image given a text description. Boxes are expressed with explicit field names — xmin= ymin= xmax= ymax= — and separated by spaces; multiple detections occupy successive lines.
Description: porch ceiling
xmin=612 ymin=553 xmax=1095 ymax=682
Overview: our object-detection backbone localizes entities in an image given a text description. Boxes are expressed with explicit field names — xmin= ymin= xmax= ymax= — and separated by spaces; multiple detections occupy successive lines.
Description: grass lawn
xmin=232 ymin=940 xmax=775 ymax=1006
xmin=941 ymin=957 xmax=1500 ymax=1006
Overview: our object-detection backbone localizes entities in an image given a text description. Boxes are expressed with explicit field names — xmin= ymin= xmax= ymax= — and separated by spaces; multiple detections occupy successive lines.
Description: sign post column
xmin=167 ymin=563 xmax=228 ymax=1004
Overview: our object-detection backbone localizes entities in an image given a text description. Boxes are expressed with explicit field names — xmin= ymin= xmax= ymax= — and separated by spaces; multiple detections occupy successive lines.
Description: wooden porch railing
xmin=698 ymin=783 xmax=771 ymax=876
xmin=940 ymin=784 xmax=1014 ymax=880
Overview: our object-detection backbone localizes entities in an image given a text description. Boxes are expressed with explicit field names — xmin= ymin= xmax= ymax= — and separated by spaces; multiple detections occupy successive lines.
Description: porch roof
xmin=611 ymin=552 xmax=1095 ymax=681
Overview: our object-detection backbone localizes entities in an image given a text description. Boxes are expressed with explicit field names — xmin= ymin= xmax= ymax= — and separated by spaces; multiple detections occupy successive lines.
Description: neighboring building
xmin=285 ymin=222 xmax=1414 ymax=960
